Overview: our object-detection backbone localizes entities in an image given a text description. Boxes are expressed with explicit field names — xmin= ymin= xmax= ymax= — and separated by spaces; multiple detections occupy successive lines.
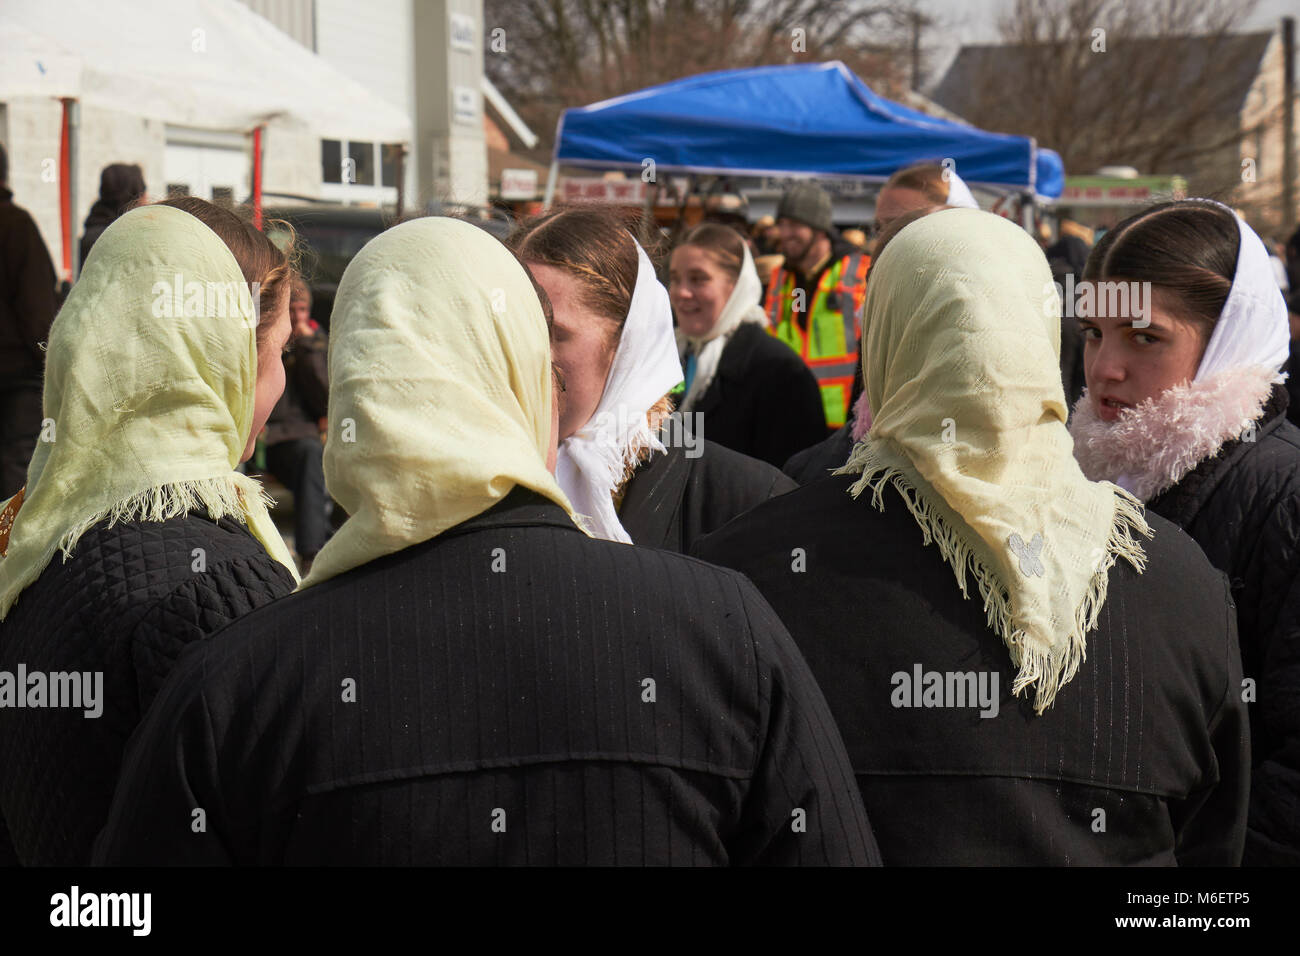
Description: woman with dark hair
xmin=79 ymin=163 xmax=147 ymax=268
xmin=507 ymin=208 xmax=794 ymax=552
xmin=669 ymin=222 xmax=824 ymax=467
xmin=1070 ymin=198 xmax=1300 ymax=864
xmin=0 ymin=197 xmax=299 ymax=864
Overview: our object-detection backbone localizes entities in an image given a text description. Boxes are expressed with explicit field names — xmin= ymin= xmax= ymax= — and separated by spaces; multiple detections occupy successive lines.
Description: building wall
xmin=412 ymin=0 xmax=487 ymax=207
xmin=239 ymin=0 xmax=315 ymax=49
xmin=314 ymin=0 xmax=418 ymax=205
xmin=1235 ymin=31 xmax=1299 ymax=236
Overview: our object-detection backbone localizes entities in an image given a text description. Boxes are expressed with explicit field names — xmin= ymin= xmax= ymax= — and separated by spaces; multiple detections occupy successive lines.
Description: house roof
xmin=931 ymin=31 xmax=1273 ymax=124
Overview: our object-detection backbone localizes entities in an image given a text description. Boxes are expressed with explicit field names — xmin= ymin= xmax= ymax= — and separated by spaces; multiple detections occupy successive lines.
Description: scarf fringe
xmin=56 ymin=474 xmax=273 ymax=561
xmin=835 ymin=441 xmax=1151 ymax=713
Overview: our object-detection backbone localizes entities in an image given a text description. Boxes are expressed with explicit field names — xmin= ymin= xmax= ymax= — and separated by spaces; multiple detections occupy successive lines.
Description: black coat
xmin=693 ymin=476 xmax=1249 ymax=865
xmin=1147 ymin=384 xmax=1300 ymax=865
xmin=619 ymin=440 xmax=796 ymax=553
xmin=783 ymin=421 xmax=855 ymax=485
xmin=0 ymin=511 xmax=295 ymax=865
xmin=93 ymin=487 xmax=880 ymax=866
xmin=0 ymin=187 xmax=57 ymax=381
xmin=685 ymin=323 xmax=826 ymax=467
xmin=265 ymin=331 xmax=329 ymax=446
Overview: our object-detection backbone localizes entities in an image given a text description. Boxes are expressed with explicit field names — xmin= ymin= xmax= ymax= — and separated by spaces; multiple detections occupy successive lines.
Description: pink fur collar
xmin=850 ymin=390 xmax=873 ymax=441
xmin=1069 ymin=364 xmax=1282 ymax=502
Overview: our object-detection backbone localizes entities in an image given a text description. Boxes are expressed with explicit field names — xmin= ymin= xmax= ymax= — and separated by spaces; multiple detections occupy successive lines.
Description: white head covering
xmin=1193 ymin=202 xmax=1290 ymax=382
xmin=556 ymin=240 xmax=684 ymax=543
xmin=944 ymin=171 xmax=980 ymax=210
xmin=676 ymin=240 xmax=769 ymax=413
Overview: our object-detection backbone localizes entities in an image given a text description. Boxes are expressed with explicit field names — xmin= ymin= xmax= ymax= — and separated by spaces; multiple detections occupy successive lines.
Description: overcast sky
xmin=918 ymin=0 xmax=1296 ymax=88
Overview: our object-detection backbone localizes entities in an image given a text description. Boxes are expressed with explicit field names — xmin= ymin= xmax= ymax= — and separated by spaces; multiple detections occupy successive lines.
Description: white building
xmin=0 ymin=0 xmax=487 ymax=275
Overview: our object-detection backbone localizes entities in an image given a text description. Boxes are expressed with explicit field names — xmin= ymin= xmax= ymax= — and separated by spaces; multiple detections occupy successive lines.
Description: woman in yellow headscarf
xmin=0 ymin=198 xmax=299 ymax=865
xmin=696 ymin=207 xmax=1250 ymax=865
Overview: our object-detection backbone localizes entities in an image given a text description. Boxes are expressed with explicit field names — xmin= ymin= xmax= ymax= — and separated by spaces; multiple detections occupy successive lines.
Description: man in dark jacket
xmin=263 ymin=279 xmax=330 ymax=572
xmin=93 ymin=215 xmax=879 ymax=867
xmin=79 ymin=163 xmax=146 ymax=269
xmin=0 ymin=144 xmax=58 ymax=499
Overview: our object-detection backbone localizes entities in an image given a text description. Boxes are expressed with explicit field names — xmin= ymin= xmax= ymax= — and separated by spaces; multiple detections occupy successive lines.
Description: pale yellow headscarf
xmin=0 ymin=204 xmax=299 ymax=619
xmin=835 ymin=208 xmax=1151 ymax=712
xmin=299 ymin=217 xmax=580 ymax=589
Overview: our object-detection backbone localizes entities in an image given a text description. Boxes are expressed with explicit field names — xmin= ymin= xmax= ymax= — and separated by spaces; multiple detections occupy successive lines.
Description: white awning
xmin=0 ymin=0 xmax=412 ymax=143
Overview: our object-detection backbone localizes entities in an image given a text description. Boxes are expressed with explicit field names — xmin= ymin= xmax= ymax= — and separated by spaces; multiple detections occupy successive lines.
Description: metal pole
xmin=542 ymin=160 xmax=559 ymax=209
xmin=67 ymin=99 xmax=80 ymax=283
xmin=1282 ymin=16 xmax=1296 ymax=233
xmin=251 ymin=125 xmax=264 ymax=230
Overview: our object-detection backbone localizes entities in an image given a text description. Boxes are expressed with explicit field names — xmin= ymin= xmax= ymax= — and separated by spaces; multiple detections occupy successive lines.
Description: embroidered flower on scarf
xmin=1009 ymin=532 xmax=1045 ymax=577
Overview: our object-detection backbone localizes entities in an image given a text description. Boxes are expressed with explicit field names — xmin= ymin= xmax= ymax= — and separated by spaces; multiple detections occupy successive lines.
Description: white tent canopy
xmin=0 ymin=0 xmax=412 ymax=143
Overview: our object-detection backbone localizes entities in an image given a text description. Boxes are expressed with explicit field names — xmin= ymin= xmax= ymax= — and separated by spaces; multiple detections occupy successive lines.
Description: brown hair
xmin=674 ymin=222 xmax=747 ymax=281
xmin=506 ymin=208 xmax=640 ymax=346
xmin=882 ymin=163 xmax=953 ymax=206
xmin=289 ymin=274 xmax=312 ymax=304
xmin=157 ymin=196 xmax=295 ymax=345
xmin=1083 ymin=200 xmax=1238 ymax=337
xmin=871 ymin=204 xmax=950 ymax=264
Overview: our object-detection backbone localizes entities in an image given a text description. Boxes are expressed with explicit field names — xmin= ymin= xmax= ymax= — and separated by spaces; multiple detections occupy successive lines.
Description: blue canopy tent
xmin=545 ymin=60 xmax=1064 ymax=214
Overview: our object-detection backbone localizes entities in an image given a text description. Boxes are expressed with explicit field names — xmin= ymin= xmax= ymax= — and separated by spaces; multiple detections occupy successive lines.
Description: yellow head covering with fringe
xmin=298 ymin=216 xmax=580 ymax=589
xmin=0 ymin=203 xmax=299 ymax=619
xmin=835 ymin=208 xmax=1151 ymax=712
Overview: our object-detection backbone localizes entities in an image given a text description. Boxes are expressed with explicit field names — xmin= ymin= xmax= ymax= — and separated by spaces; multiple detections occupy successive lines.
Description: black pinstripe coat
xmin=694 ymin=475 xmax=1250 ymax=866
xmin=93 ymin=486 xmax=880 ymax=866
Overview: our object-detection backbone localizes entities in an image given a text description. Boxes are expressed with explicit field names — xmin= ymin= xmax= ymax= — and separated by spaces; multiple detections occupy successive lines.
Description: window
xmin=166 ymin=183 xmax=190 ymax=198
xmin=321 ymin=139 xmax=342 ymax=184
xmin=381 ymin=143 xmax=402 ymax=188
xmin=320 ymin=139 xmax=400 ymax=203
xmin=347 ymin=140 xmax=375 ymax=185
xmin=211 ymin=186 xmax=234 ymax=208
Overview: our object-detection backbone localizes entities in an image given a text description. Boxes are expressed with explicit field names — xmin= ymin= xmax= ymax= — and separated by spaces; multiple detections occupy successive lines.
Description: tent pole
xmin=58 ymin=98 xmax=73 ymax=284
xmin=252 ymin=125 xmax=265 ymax=230
xmin=1020 ymin=191 xmax=1035 ymax=234
xmin=542 ymin=161 xmax=559 ymax=210
xmin=68 ymin=99 xmax=81 ymax=283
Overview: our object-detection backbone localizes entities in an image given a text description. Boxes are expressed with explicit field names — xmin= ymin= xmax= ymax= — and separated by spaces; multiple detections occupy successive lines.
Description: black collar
xmin=439 ymin=485 xmax=585 ymax=539
xmin=616 ymin=446 xmax=688 ymax=550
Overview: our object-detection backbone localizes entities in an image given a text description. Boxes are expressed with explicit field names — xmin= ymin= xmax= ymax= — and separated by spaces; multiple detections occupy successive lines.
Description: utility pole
xmin=1283 ymin=16 xmax=1296 ymax=232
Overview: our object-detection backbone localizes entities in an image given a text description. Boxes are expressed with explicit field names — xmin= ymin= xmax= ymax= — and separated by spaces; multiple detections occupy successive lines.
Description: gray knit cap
xmin=776 ymin=182 xmax=833 ymax=234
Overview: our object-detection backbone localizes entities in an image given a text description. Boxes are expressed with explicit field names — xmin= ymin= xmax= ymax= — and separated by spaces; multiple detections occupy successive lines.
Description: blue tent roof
xmin=554 ymin=61 xmax=1064 ymax=198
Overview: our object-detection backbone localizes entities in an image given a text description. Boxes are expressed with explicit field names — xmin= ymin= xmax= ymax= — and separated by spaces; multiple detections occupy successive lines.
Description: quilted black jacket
xmin=1148 ymin=384 xmax=1300 ymax=865
xmin=0 ymin=509 xmax=295 ymax=865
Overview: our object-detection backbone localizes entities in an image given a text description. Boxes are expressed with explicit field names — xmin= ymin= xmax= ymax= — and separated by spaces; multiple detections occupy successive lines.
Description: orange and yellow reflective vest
xmin=764 ymin=251 xmax=870 ymax=429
